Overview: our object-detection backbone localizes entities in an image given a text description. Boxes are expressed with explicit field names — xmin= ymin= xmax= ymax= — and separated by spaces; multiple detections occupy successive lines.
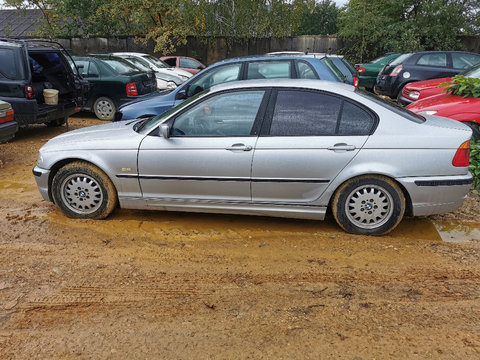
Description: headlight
xmin=166 ymin=81 xmax=178 ymax=90
xmin=408 ymin=91 xmax=420 ymax=100
xmin=418 ymin=110 xmax=438 ymax=116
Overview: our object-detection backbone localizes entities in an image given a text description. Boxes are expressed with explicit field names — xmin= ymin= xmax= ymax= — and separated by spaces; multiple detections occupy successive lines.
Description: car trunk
xmin=128 ymin=71 xmax=157 ymax=95
xmin=27 ymin=51 xmax=78 ymax=123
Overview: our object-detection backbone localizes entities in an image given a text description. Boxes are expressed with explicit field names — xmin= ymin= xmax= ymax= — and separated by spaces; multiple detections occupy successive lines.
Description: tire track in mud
xmin=21 ymin=284 xmax=211 ymax=311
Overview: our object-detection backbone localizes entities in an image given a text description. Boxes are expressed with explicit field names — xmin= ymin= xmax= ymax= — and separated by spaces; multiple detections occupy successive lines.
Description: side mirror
xmin=175 ymin=90 xmax=188 ymax=100
xmin=160 ymin=124 xmax=170 ymax=138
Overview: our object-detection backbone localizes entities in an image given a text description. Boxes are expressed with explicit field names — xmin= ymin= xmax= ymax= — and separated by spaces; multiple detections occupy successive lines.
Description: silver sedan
xmin=33 ymin=80 xmax=473 ymax=235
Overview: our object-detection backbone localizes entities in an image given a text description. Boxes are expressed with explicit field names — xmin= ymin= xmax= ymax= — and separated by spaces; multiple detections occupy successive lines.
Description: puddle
xmin=432 ymin=220 xmax=480 ymax=243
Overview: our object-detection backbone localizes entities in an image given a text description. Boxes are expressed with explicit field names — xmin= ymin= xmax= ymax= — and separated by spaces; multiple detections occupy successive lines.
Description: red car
xmin=399 ymin=63 xmax=480 ymax=106
xmin=160 ymin=56 xmax=206 ymax=75
xmin=406 ymin=94 xmax=480 ymax=140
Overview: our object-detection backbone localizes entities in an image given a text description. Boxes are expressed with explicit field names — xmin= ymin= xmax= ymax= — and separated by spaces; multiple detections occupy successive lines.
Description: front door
xmin=138 ymin=89 xmax=267 ymax=206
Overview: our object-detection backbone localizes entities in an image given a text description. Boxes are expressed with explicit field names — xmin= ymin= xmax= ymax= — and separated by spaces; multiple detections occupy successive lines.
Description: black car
xmin=375 ymin=51 xmax=480 ymax=100
xmin=0 ymin=38 xmax=88 ymax=135
xmin=72 ymin=55 xmax=158 ymax=120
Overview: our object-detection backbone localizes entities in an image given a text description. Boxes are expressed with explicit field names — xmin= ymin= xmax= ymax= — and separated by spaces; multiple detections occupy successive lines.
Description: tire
xmin=45 ymin=118 xmax=66 ymax=127
xmin=93 ymin=97 xmax=116 ymax=121
xmin=464 ymin=122 xmax=480 ymax=142
xmin=332 ymin=175 xmax=405 ymax=236
xmin=52 ymin=161 xmax=117 ymax=219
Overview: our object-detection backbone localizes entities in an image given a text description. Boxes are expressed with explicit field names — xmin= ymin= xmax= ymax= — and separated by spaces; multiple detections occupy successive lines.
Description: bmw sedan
xmin=33 ymin=80 xmax=473 ymax=235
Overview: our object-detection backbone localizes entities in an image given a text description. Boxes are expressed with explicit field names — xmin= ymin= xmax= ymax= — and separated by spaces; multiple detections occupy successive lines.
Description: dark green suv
xmin=72 ymin=55 xmax=157 ymax=120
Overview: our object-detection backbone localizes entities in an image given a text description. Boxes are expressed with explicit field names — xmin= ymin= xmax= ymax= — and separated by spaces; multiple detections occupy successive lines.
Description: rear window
xmin=320 ymin=57 xmax=345 ymax=82
xmin=101 ymin=58 xmax=139 ymax=75
xmin=0 ymin=47 xmax=25 ymax=80
xmin=389 ymin=53 xmax=412 ymax=66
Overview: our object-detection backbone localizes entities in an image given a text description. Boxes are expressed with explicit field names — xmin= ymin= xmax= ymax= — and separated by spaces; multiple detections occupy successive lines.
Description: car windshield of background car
xmin=135 ymin=89 xmax=210 ymax=134
xmin=355 ymin=88 xmax=425 ymax=123
xmin=143 ymin=55 xmax=171 ymax=69
xmin=125 ymin=57 xmax=151 ymax=72
xmin=462 ymin=63 xmax=480 ymax=78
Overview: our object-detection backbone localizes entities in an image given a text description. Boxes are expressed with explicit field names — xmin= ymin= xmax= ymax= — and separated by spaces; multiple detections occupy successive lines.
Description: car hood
xmin=41 ymin=120 xmax=144 ymax=151
xmin=405 ymin=77 xmax=452 ymax=91
xmin=407 ymin=93 xmax=480 ymax=116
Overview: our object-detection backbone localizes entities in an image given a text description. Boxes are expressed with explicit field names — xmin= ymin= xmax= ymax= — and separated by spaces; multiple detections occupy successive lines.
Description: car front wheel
xmin=332 ymin=175 xmax=405 ymax=235
xmin=52 ymin=161 xmax=117 ymax=219
xmin=94 ymin=97 xmax=116 ymax=121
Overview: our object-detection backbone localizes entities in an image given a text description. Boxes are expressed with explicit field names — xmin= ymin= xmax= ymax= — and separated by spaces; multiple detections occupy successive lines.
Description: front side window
xmin=187 ymin=63 xmax=242 ymax=97
xmin=269 ymin=90 xmax=375 ymax=136
xmin=416 ymin=53 xmax=447 ymax=67
xmin=452 ymin=53 xmax=480 ymax=70
xmin=172 ymin=90 xmax=265 ymax=137
xmin=246 ymin=61 xmax=291 ymax=79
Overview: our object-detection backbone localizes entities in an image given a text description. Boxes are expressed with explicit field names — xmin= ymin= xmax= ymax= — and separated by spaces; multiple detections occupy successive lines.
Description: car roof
xmin=209 ymin=78 xmax=355 ymax=93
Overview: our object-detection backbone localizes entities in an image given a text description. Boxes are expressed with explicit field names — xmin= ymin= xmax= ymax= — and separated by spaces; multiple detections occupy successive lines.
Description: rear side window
xmin=452 ymin=53 xmax=480 ymax=70
xmin=296 ymin=61 xmax=318 ymax=79
xmin=247 ymin=61 xmax=291 ymax=79
xmin=180 ymin=58 xmax=202 ymax=69
xmin=416 ymin=53 xmax=447 ymax=67
xmin=163 ymin=58 xmax=177 ymax=66
xmin=0 ymin=47 xmax=25 ymax=80
xmin=269 ymin=90 xmax=375 ymax=136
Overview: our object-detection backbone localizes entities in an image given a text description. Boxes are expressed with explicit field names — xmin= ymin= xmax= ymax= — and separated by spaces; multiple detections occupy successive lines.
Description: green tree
xmin=339 ymin=0 xmax=480 ymax=63
xmin=295 ymin=0 xmax=340 ymax=35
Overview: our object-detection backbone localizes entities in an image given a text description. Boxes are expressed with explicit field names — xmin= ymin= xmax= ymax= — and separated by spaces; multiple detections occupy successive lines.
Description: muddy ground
xmin=1 ymin=115 xmax=480 ymax=359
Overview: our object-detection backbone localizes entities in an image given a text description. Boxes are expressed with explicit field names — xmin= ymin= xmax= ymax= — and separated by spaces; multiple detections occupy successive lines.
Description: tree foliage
xmin=295 ymin=0 xmax=340 ymax=35
xmin=338 ymin=0 xmax=480 ymax=63
xmin=5 ymin=0 xmax=311 ymax=53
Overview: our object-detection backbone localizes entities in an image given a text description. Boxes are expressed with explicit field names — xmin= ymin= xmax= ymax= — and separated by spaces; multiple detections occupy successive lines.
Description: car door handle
xmin=327 ymin=143 xmax=356 ymax=151
xmin=226 ymin=144 xmax=253 ymax=151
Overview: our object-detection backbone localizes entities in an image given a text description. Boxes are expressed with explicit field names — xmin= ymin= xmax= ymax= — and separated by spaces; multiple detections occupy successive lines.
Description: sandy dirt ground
xmin=1 ymin=115 xmax=480 ymax=359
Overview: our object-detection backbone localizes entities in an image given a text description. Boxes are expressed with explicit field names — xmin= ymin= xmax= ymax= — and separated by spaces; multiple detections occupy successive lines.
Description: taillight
xmin=126 ymin=82 xmax=138 ymax=96
xmin=353 ymin=76 xmax=359 ymax=88
xmin=25 ymin=85 xmax=34 ymax=99
xmin=389 ymin=65 xmax=403 ymax=77
xmin=452 ymin=140 xmax=470 ymax=167
xmin=356 ymin=67 xmax=366 ymax=73
xmin=0 ymin=109 xmax=14 ymax=124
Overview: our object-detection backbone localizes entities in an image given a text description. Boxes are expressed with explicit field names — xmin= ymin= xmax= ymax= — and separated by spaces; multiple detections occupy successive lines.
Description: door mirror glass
xmin=175 ymin=90 xmax=187 ymax=100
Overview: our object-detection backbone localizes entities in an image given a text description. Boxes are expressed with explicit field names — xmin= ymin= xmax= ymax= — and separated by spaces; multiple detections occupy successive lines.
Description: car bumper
xmin=33 ymin=166 xmax=52 ymax=202
xmin=397 ymin=173 xmax=473 ymax=216
xmin=0 ymin=120 xmax=19 ymax=143
xmin=397 ymin=94 xmax=414 ymax=106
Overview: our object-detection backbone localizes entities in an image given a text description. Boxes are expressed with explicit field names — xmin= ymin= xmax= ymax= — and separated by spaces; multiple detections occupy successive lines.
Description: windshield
xmin=355 ymin=88 xmax=425 ymax=124
xmin=135 ymin=89 xmax=210 ymax=134
xmin=143 ymin=55 xmax=170 ymax=69
xmin=101 ymin=58 xmax=140 ymax=74
xmin=389 ymin=53 xmax=412 ymax=66
xmin=463 ymin=63 xmax=480 ymax=78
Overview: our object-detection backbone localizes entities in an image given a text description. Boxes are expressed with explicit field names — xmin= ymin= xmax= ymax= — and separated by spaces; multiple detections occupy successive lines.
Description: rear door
xmin=251 ymin=89 xmax=375 ymax=204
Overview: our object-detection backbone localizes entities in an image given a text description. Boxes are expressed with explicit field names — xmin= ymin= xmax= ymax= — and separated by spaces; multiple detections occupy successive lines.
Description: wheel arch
xmin=326 ymin=173 xmax=413 ymax=217
xmin=46 ymin=157 xmax=118 ymax=203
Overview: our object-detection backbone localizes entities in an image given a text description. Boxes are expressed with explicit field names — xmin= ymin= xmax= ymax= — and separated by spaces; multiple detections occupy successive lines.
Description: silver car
xmin=33 ymin=80 xmax=473 ymax=235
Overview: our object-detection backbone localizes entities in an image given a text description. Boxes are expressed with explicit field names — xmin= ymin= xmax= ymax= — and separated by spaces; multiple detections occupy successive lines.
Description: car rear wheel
xmin=52 ymin=161 xmax=117 ymax=219
xmin=94 ymin=97 xmax=116 ymax=121
xmin=332 ymin=175 xmax=405 ymax=235
xmin=464 ymin=122 xmax=480 ymax=141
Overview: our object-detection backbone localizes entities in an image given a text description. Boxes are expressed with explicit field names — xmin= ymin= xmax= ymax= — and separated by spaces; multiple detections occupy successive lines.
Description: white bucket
xmin=44 ymin=89 xmax=59 ymax=105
